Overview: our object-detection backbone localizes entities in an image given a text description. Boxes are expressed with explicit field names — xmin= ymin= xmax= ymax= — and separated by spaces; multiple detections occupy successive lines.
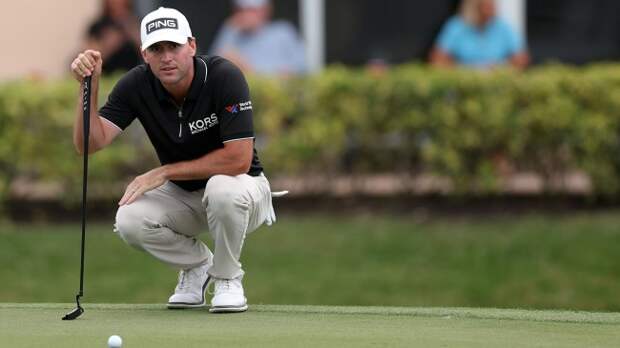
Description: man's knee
xmin=204 ymin=175 xmax=248 ymax=217
xmin=115 ymin=205 xmax=144 ymax=248
xmin=115 ymin=204 xmax=170 ymax=248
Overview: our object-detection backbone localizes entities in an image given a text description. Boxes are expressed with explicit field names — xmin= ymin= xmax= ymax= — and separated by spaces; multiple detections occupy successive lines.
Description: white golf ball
xmin=107 ymin=335 xmax=122 ymax=348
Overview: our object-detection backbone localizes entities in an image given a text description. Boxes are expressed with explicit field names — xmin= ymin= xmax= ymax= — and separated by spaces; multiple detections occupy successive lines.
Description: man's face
xmin=478 ymin=0 xmax=496 ymax=24
xmin=142 ymin=39 xmax=196 ymax=86
xmin=234 ymin=6 xmax=271 ymax=32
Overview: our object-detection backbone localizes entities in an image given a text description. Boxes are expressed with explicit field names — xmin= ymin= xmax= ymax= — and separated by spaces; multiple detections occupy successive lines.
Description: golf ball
xmin=107 ymin=335 xmax=122 ymax=348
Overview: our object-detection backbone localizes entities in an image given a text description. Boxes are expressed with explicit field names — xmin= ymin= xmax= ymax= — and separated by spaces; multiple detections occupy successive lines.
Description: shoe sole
xmin=167 ymin=302 xmax=206 ymax=309
xmin=209 ymin=304 xmax=248 ymax=313
xmin=166 ymin=275 xmax=211 ymax=309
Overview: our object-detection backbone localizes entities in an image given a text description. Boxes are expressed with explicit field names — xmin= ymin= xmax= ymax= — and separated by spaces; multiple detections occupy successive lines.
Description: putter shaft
xmin=62 ymin=75 xmax=91 ymax=321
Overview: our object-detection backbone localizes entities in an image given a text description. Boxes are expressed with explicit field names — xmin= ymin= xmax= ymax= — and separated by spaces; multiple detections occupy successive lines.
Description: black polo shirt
xmin=99 ymin=55 xmax=263 ymax=191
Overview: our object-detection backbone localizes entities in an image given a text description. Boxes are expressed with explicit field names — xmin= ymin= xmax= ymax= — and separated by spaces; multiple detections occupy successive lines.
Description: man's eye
xmin=148 ymin=46 xmax=162 ymax=53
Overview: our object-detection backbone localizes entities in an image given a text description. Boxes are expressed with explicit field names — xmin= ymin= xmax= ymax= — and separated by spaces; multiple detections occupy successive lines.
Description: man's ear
xmin=141 ymin=49 xmax=149 ymax=63
xmin=188 ymin=38 xmax=197 ymax=56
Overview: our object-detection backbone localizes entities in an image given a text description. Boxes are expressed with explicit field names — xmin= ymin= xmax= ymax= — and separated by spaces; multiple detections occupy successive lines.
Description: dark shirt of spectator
xmin=83 ymin=0 xmax=142 ymax=74
xmin=87 ymin=17 xmax=142 ymax=74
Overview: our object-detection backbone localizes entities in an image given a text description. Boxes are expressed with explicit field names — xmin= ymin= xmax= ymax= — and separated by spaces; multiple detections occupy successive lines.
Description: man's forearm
xmin=161 ymin=141 xmax=253 ymax=181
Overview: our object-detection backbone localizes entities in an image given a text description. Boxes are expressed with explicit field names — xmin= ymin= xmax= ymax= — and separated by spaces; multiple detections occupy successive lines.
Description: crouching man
xmin=70 ymin=7 xmax=277 ymax=313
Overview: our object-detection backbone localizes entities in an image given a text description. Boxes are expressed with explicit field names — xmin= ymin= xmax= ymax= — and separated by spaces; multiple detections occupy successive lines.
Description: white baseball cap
xmin=140 ymin=7 xmax=192 ymax=51
xmin=234 ymin=0 xmax=270 ymax=9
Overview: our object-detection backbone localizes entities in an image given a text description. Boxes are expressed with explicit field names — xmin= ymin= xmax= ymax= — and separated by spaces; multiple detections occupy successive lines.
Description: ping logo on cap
xmin=146 ymin=18 xmax=178 ymax=34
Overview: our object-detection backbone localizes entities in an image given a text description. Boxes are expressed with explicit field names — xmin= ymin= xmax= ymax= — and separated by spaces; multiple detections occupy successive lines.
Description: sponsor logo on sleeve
xmin=225 ymin=104 xmax=238 ymax=113
xmin=225 ymin=101 xmax=252 ymax=114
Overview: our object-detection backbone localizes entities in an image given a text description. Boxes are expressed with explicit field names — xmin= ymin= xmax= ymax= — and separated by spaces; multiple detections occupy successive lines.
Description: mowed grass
xmin=1 ymin=303 xmax=619 ymax=347
xmin=1 ymin=212 xmax=620 ymax=310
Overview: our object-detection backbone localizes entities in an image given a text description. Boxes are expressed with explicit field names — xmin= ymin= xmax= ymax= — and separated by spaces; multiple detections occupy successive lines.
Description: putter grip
xmin=82 ymin=76 xmax=91 ymax=151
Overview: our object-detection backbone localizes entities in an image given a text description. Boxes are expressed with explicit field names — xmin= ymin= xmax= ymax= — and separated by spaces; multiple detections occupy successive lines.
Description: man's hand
xmin=119 ymin=167 xmax=168 ymax=206
xmin=70 ymin=50 xmax=103 ymax=82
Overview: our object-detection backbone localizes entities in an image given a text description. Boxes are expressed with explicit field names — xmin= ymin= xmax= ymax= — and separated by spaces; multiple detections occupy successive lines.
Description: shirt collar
xmin=150 ymin=56 xmax=207 ymax=103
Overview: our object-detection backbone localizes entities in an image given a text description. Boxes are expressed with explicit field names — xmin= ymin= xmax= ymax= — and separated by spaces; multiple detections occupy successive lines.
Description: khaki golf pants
xmin=113 ymin=173 xmax=275 ymax=279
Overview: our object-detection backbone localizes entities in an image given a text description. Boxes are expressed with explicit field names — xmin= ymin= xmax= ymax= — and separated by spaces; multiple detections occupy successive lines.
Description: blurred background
xmin=6 ymin=0 xmax=620 ymax=79
xmin=1 ymin=0 xmax=620 ymax=311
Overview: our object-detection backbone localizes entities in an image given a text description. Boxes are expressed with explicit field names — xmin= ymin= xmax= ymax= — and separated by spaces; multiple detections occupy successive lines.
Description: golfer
xmin=70 ymin=7 xmax=278 ymax=313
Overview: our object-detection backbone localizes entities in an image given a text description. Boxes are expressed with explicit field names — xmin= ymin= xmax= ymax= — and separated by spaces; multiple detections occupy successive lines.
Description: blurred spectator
xmin=365 ymin=47 xmax=392 ymax=77
xmin=366 ymin=57 xmax=390 ymax=77
xmin=83 ymin=0 xmax=142 ymax=74
xmin=429 ymin=0 xmax=529 ymax=70
xmin=210 ymin=0 xmax=307 ymax=76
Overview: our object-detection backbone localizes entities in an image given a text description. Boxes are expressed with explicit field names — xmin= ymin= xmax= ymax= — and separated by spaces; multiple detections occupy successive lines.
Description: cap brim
xmin=141 ymin=32 xmax=188 ymax=51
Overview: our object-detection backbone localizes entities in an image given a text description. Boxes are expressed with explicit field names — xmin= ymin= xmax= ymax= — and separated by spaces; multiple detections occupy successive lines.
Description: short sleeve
xmin=216 ymin=62 xmax=254 ymax=142
xmin=436 ymin=17 xmax=462 ymax=53
xmin=98 ymin=72 xmax=137 ymax=130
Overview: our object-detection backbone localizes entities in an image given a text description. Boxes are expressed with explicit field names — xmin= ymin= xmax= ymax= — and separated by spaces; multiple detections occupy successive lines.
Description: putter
xmin=62 ymin=75 xmax=91 ymax=321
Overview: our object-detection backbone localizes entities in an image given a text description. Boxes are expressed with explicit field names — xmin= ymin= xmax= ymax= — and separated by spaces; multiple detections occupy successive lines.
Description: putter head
xmin=62 ymin=295 xmax=84 ymax=320
xmin=62 ymin=306 xmax=84 ymax=320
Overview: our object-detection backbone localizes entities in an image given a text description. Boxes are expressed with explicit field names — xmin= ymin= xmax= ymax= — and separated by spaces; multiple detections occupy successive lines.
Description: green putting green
xmin=1 ymin=304 xmax=618 ymax=347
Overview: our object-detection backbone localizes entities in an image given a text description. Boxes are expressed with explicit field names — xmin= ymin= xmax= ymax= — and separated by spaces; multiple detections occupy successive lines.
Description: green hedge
xmin=2 ymin=64 xmax=620 ymax=203
xmin=254 ymin=64 xmax=620 ymax=195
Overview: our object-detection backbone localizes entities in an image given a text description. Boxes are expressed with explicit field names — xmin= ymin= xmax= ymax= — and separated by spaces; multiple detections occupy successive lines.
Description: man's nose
xmin=161 ymin=49 xmax=174 ymax=62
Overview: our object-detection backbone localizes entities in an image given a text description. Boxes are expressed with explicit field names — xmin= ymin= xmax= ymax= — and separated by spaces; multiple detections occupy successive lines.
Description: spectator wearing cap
xmin=430 ymin=0 xmax=529 ymax=70
xmin=210 ymin=0 xmax=307 ymax=76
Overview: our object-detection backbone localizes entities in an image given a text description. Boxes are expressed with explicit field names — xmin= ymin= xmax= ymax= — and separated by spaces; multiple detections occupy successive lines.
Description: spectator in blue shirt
xmin=430 ymin=0 xmax=529 ymax=69
xmin=210 ymin=0 xmax=307 ymax=76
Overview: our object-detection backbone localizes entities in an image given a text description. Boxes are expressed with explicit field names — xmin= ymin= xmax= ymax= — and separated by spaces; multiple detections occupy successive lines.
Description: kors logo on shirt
xmin=189 ymin=113 xmax=218 ymax=135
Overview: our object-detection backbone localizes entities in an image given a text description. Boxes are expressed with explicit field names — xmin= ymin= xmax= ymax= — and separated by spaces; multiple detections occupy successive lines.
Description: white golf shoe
xmin=167 ymin=262 xmax=211 ymax=309
xmin=209 ymin=277 xmax=248 ymax=313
